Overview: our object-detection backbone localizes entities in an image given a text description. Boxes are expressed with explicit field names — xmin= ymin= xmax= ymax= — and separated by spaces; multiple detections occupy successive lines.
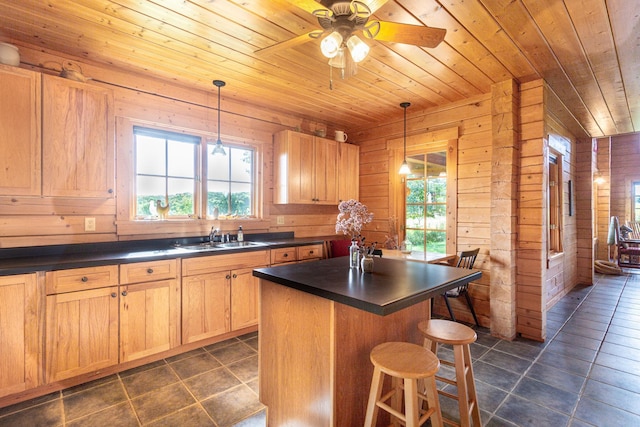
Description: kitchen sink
xmin=176 ymin=241 xmax=266 ymax=252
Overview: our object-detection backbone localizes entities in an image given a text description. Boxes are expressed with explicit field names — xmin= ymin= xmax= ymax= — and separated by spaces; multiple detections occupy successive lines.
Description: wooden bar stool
xmin=417 ymin=319 xmax=481 ymax=427
xmin=364 ymin=341 xmax=443 ymax=427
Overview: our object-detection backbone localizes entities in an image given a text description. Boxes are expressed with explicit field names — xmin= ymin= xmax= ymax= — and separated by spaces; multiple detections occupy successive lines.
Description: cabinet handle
xmin=310 ymin=250 xmax=314 ymax=254
xmin=283 ymin=253 xmax=288 ymax=258
xmin=111 ymin=292 xmax=117 ymax=298
xmin=232 ymin=274 xmax=237 ymax=279
xmin=121 ymin=290 xmax=128 ymax=296
xmin=226 ymin=274 xmax=231 ymax=280
xmin=147 ymin=268 xmax=154 ymax=274
xmin=108 ymin=188 xmax=113 ymax=194
xmin=81 ymin=276 xmax=88 ymax=282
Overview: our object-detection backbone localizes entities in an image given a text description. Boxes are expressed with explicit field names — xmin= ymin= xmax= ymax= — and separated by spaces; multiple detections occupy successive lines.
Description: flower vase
xmin=361 ymin=254 xmax=374 ymax=273
xmin=349 ymin=240 xmax=360 ymax=269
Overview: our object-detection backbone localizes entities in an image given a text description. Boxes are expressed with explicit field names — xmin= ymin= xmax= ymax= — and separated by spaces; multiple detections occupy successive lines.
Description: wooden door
xmin=0 ymin=65 xmax=41 ymax=196
xmin=120 ymin=279 xmax=180 ymax=362
xmin=46 ymin=286 xmax=119 ymax=382
xmin=338 ymin=142 xmax=359 ymax=202
xmin=231 ymin=267 xmax=261 ymax=330
xmin=182 ymin=272 xmax=230 ymax=344
xmin=42 ymin=74 xmax=114 ymax=198
xmin=0 ymin=274 xmax=40 ymax=398
xmin=314 ymin=137 xmax=338 ymax=204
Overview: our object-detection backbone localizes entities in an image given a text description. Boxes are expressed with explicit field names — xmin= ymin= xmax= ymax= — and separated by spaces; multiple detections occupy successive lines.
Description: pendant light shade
xmin=321 ymin=32 xmax=343 ymax=58
xmin=211 ymin=79 xmax=227 ymax=156
xmin=398 ymin=102 xmax=411 ymax=175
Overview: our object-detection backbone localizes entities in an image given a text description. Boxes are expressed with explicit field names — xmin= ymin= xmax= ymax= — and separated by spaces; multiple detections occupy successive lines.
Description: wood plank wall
xmin=575 ymin=139 xmax=596 ymax=286
xmin=350 ymin=93 xmax=494 ymax=328
xmin=609 ymin=133 xmax=640 ymax=225
xmin=595 ymin=137 xmax=612 ymax=260
xmin=0 ymin=45 xmax=341 ymax=248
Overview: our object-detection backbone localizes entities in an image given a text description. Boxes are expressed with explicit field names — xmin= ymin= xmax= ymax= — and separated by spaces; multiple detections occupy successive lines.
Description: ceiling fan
xmin=256 ymin=0 xmax=446 ymax=61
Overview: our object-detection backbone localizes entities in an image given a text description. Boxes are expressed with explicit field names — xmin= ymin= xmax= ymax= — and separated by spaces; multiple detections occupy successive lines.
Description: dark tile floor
xmin=1 ymin=270 xmax=639 ymax=426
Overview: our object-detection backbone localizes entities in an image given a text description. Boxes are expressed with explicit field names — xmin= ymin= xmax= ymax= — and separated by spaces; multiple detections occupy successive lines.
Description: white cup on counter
xmin=335 ymin=130 xmax=348 ymax=142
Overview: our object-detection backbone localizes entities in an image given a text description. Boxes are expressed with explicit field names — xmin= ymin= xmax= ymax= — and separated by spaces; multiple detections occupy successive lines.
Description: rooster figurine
xmin=155 ymin=196 xmax=170 ymax=220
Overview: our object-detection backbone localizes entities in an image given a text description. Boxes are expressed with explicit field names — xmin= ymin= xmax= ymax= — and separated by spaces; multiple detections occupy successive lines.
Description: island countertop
xmin=252 ymin=255 xmax=481 ymax=316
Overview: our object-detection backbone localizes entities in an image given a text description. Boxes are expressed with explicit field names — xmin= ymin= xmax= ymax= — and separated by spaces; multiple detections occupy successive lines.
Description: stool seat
xmin=365 ymin=342 xmax=443 ymax=427
xmin=371 ymin=341 xmax=440 ymax=378
xmin=418 ymin=319 xmax=481 ymax=427
xmin=418 ymin=318 xmax=477 ymax=345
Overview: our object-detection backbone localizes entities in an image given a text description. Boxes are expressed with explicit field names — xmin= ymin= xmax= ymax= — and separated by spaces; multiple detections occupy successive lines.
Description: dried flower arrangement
xmin=335 ymin=199 xmax=374 ymax=240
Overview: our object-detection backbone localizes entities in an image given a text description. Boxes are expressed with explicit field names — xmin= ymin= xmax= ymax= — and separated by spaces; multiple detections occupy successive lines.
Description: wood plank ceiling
xmin=1 ymin=0 xmax=637 ymax=137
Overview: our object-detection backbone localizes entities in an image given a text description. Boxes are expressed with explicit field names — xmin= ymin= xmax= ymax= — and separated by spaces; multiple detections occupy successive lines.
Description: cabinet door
xmin=42 ymin=74 xmax=114 ymax=197
xmin=0 ymin=274 xmax=40 ymax=398
xmin=231 ymin=267 xmax=262 ymax=330
xmin=120 ymin=279 xmax=180 ymax=362
xmin=0 ymin=65 xmax=41 ymax=196
xmin=182 ymin=272 xmax=230 ymax=344
xmin=283 ymin=131 xmax=315 ymax=204
xmin=338 ymin=142 xmax=359 ymax=202
xmin=314 ymin=137 xmax=338 ymax=204
xmin=46 ymin=286 xmax=119 ymax=382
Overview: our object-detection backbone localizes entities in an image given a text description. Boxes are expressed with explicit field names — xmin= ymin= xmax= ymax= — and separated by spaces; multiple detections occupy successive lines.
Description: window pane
xmin=231 ymin=182 xmax=251 ymax=216
xmin=168 ymin=141 xmax=195 ymax=178
xmin=231 ymin=147 xmax=253 ymax=182
xmin=208 ymin=151 xmax=230 ymax=180
xmin=428 ymin=179 xmax=447 ymax=203
xmin=426 ymin=231 xmax=446 ymax=253
xmin=136 ymin=136 xmax=166 ymax=175
xmin=208 ymin=181 xmax=229 ymax=216
xmin=207 ymin=142 xmax=254 ymax=218
xmin=406 ymin=205 xmax=424 ymax=228
xmin=406 ymin=180 xmax=425 ymax=203
xmin=426 ymin=205 xmax=447 ymax=230
xmin=168 ymin=178 xmax=194 ymax=215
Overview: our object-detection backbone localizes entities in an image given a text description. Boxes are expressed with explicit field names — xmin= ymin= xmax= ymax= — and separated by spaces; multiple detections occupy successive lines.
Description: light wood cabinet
xmin=42 ymin=74 xmax=114 ymax=198
xmin=271 ymin=244 xmax=324 ymax=266
xmin=181 ymin=251 xmax=268 ymax=343
xmin=274 ymin=130 xmax=338 ymax=204
xmin=0 ymin=65 xmax=41 ymax=196
xmin=119 ymin=260 xmax=180 ymax=362
xmin=0 ymin=273 xmax=41 ymax=398
xmin=45 ymin=266 xmax=119 ymax=383
xmin=338 ymin=142 xmax=359 ymax=202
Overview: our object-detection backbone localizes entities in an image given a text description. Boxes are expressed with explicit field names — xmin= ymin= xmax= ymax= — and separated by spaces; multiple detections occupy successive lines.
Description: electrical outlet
xmin=277 ymin=216 xmax=285 ymax=225
xmin=84 ymin=217 xmax=96 ymax=232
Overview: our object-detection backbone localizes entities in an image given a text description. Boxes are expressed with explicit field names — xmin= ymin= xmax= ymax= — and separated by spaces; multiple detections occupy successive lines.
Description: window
xmin=134 ymin=127 xmax=199 ymax=218
xmin=133 ymin=126 xmax=256 ymax=220
xmin=548 ymin=152 xmax=563 ymax=253
xmin=207 ymin=143 xmax=254 ymax=217
xmin=634 ymin=181 xmax=640 ymax=221
xmin=405 ymin=151 xmax=447 ymax=254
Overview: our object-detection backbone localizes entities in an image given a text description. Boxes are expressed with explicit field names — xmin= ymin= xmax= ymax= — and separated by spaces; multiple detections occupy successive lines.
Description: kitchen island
xmin=253 ymin=256 xmax=481 ymax=426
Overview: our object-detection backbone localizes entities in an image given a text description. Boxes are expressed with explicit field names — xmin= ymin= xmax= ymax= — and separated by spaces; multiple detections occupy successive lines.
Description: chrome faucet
xmin=209 ymin=227 xmax=220 ymax=243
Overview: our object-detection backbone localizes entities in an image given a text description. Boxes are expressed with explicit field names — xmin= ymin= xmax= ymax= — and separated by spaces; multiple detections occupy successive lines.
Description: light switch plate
xmin=277 ymin=216 xmax=285 ymax=225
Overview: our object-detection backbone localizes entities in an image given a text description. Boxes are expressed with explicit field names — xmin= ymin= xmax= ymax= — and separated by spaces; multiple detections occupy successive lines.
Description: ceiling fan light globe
xmin=321 ymin=31 xmax=343 ymax=58
xmin=347 ymin=35 xmax=369 ymax=62
xmin=328 ymin=48 xmax=346 ymax=68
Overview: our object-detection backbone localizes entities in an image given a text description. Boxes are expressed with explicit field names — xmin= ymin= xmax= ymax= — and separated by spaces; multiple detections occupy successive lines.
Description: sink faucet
xmin=209 ymin=227 xmax=220 ymax=243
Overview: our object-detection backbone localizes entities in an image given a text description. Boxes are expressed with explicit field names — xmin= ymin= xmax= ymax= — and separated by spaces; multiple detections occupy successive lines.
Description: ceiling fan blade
xmin=360 ymin=0 xmax=389 ymax=14
xmin=372 ymin=21 xmax=446 ymax=48
xmin=286 ymin=0 xmax=327 ymax=14
xmin=255 ymin=30 xmax=324 ymax=56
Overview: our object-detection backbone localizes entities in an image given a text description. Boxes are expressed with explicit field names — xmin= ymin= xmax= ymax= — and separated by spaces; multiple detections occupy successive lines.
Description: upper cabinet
xmin=42 ymin=74 xmax=115 ymax=198
xmin=338 ymin=142 xmax=359 ymax=202
xmin=273 ymin=130 xmax=338 ymax=205
xmin=0 ymin=65 xmax=41 ymax=196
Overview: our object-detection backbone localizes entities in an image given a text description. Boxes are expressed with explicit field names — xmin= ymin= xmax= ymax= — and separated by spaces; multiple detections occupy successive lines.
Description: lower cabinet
xmin=45 ymin=285 xmax=119 ymax=382
xmin=0 ymin=273 xmax=41 ymax=398
xmin=182 ymin=251 xmax=268 ymax=344
xmin=270 ymin=244 xmax=324 ymax=266
xmin=119 ymin=260 xmax=180 ymax=363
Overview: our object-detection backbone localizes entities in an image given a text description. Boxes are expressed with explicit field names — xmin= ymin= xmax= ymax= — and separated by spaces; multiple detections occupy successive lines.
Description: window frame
xmin=547 ymin=150 xmax=563 ymax=255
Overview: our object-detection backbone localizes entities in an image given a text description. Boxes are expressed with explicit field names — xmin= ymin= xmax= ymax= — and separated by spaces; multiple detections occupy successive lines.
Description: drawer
xmin=46 ymin=265 xmax=118 ymax=294
xmin=120 ymin=259 xmax=178 ymax=284
xmin=297 ymin=244 xmax=323 ymax=261
xmin=182 ymin=250 xmax=270 ymax=276
xmin=270 ymin=247 xmax=297 ymax=265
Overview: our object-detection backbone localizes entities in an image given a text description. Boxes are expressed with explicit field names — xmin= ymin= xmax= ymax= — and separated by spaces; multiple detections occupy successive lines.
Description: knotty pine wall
xmin=609 ymin=133 xmax=640 ymax=227
xmin=0 ymin=44 xmax=341 ymax=248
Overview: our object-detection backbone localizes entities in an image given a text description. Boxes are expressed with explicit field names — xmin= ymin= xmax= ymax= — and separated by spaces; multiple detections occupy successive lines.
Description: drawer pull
xmin=81 ymin=276 xmax=88 ymax=282
xmin=226 ymin=274 xmax=231 ymax=280
xmin=309 ymin=251 xmax=314 ymax=254
xmin=147 ymin=268 xmax=154 ymax=274
xmin=283 ymin=253 xmax=288 ymax=258
xmin=232 ymin=274 xmax=237 ymax=279
xmin=111 ymin=292 xmax=117 ymax=298
xmin=121 ymin=291 xmax=128 ymax=297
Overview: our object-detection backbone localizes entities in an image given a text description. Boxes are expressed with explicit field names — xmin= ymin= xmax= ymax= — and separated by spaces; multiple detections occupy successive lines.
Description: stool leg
xmin=453 ymin=344 xmax=471 ymax=427
xmin=463 ymin=344 xmax=482 ymax=426
xmin=391 ymin=376 xmax=402 ymax=426
xmin=364 ymin=366 xmax=384 ymax=427
xmin=423 ymin=375 xmax=443 ymax=427
xmin=405 ymin=378 xmax=419 ymax=427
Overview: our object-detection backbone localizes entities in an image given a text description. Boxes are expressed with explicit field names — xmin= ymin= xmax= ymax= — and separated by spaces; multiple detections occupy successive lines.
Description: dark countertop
xmin=0 ymin=233 xmax=326 ymax=276
xmin=253 ymin=256 xmax=482 ymax=316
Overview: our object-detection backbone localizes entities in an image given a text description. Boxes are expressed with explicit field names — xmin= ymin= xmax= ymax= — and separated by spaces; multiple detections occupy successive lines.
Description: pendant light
xmin=398 ymin=102 xmax=411 ymax=175
xmin=211 ymin=79 xmax=227 ymax=156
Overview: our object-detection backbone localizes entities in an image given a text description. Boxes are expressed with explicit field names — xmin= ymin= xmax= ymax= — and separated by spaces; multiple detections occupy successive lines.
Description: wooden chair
xmin=364 ymin=342 xmax=443 ymax=427
xmin=614 ymin=217 xmax=640 ymax=269
xmin=440 ymin=248 xmax=480 ymax=326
